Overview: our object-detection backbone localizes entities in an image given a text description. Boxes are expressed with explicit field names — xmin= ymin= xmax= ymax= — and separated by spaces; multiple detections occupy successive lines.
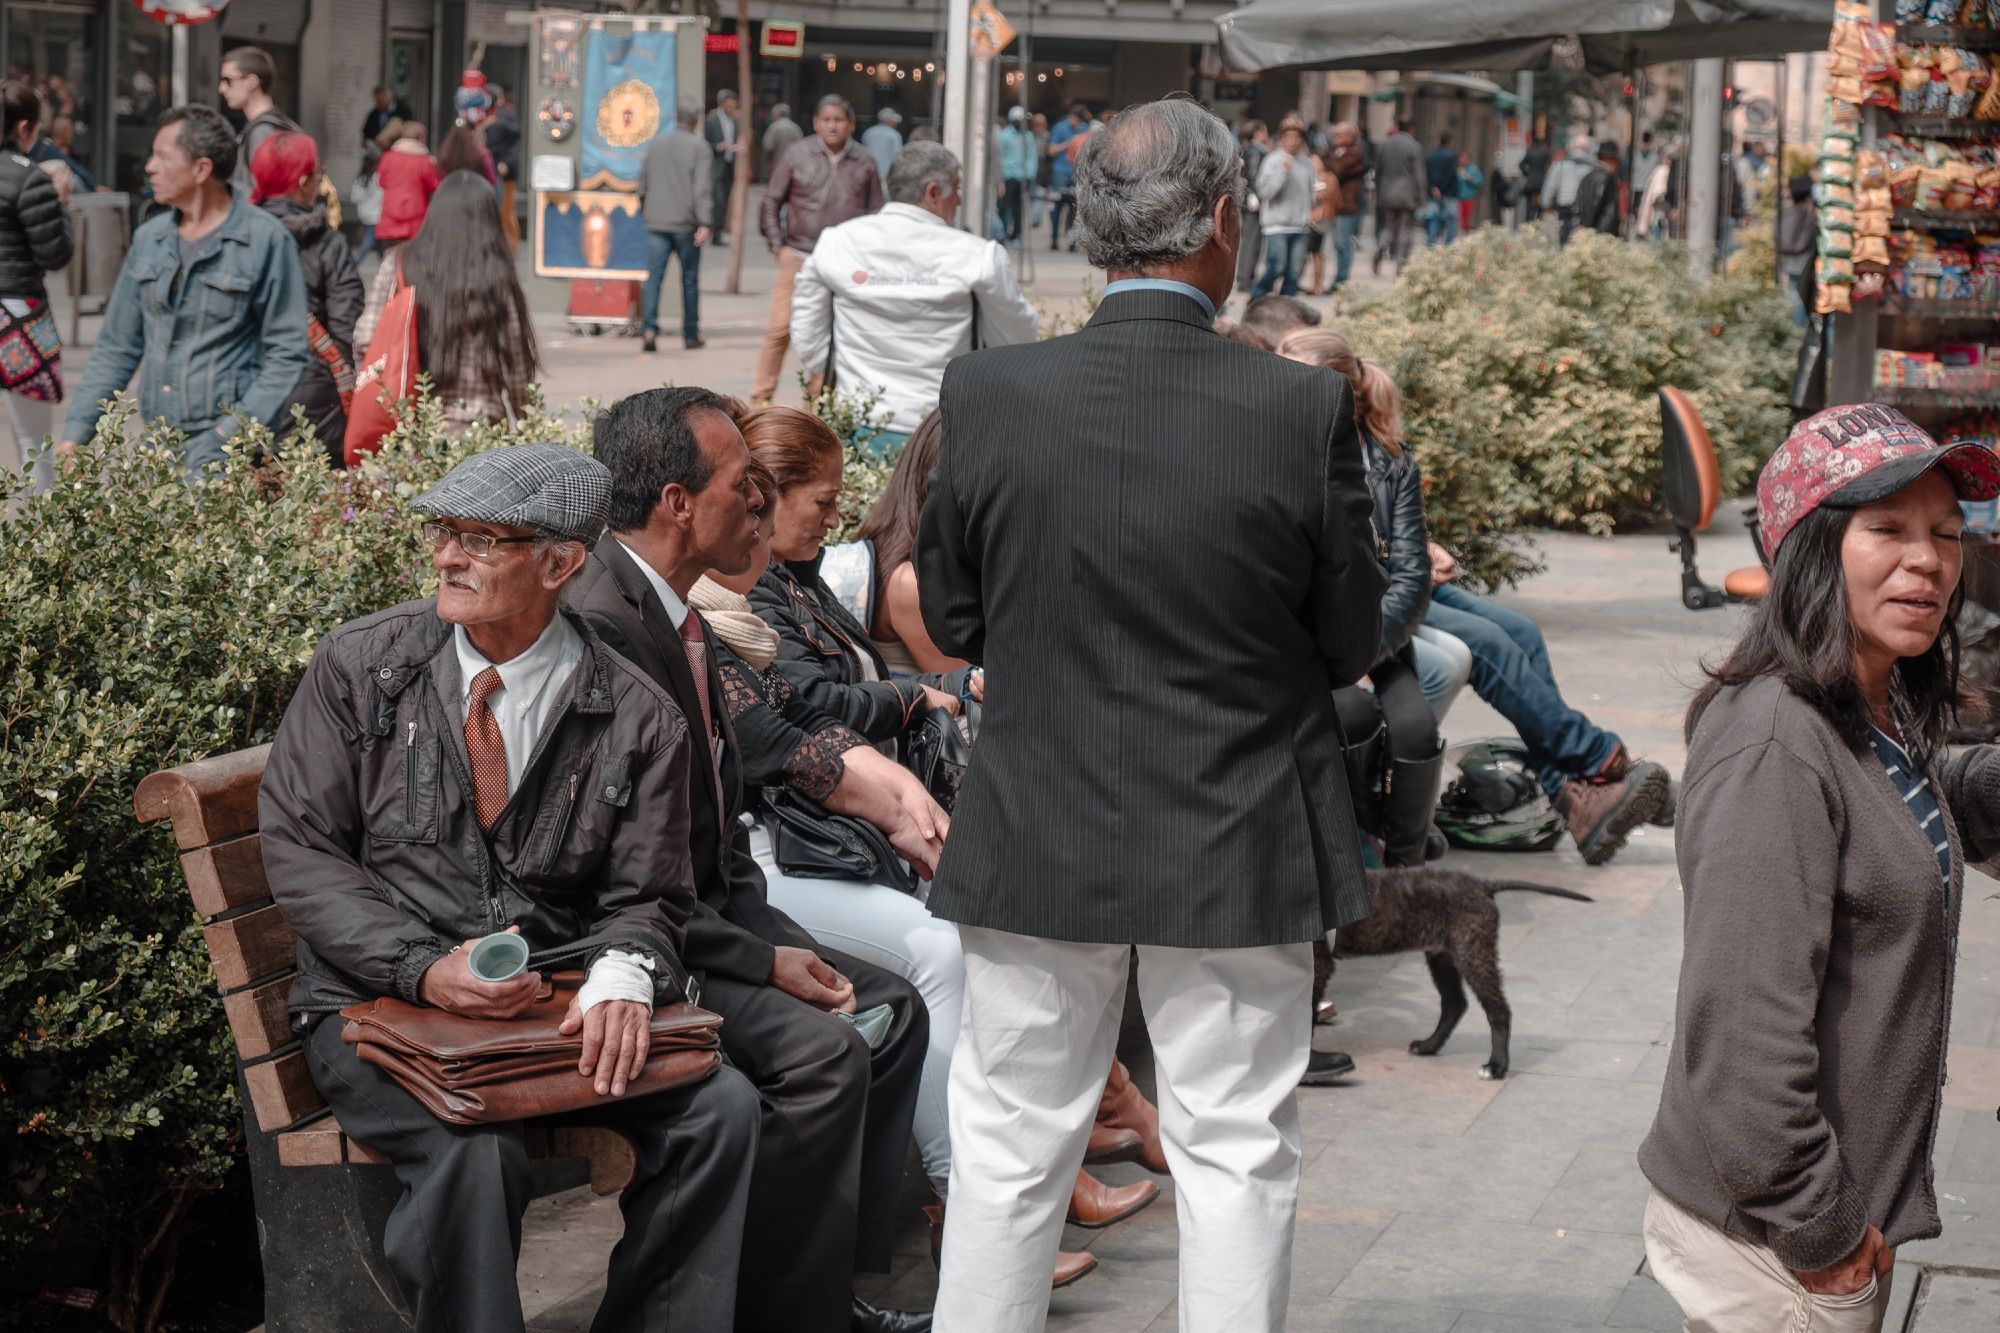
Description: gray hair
xmin=886 ymin=142 xmax=959 ymax=205
xmin=1073 ymin=97 xmax=1242 ymax=273
xmin=676 ymin=96 xmax=701 ymax=128
xmin=815 ymin=94 xmax=854 ymax=122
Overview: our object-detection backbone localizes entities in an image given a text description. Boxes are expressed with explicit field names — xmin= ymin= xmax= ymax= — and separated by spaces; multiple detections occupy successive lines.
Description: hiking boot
xmin=1595 ymin=744 xmax=1678 ymax=829
xmin=1557 ymin=761 xmax=1669 ymax=866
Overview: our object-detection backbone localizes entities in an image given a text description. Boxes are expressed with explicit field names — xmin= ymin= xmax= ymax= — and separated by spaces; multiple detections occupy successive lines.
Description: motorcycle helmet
xmin=1433 ymin=737 xmax=1563 ymax=852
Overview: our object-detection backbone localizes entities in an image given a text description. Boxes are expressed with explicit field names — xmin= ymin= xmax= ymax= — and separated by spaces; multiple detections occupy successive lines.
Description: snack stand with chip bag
xmin=1821 ymin=2 xmax=2000 ymax=522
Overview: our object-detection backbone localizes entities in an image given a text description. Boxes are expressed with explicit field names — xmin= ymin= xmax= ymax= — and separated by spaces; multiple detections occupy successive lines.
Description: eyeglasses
xmin=421 ymin=521 xmax=539 ymax=561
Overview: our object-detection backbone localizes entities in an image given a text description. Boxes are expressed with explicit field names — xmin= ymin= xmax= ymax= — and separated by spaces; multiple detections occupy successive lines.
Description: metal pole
xmin=942 ymin=0 xmax=971 ymax=206
xmin=1687 ymin=57 xmax=1724 ymax=276
xmin=1772 ymin=56 xmax=1787 ymax=289
xmin=1625 ymin=61 xmax=1641 ymax=241
xmin=171 ymin=24 xmax=189 ymax=107
xmin=965 ymin=51 xmax=993 ymax=237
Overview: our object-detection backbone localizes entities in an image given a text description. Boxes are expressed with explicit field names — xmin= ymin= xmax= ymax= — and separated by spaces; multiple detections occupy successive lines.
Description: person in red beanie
xmin=252 ymin=130 xmax=362 ymax=462
xmin=374 ymin=120 xmax=440 ymax=251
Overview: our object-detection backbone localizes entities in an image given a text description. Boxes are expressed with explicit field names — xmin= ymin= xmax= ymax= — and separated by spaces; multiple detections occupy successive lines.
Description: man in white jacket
xmin=791 ymin=141 xmax=1039 ymax=455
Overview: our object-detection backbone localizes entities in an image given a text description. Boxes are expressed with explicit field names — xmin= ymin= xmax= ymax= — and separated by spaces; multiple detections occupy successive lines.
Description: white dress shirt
xmin=452 ymin=615 xmax=654 ymax=1013
xmin=788 ymin=202 xmax=1041 ymax=432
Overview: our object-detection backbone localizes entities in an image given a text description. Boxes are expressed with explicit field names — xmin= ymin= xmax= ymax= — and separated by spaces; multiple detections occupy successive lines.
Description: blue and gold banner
xmin=578 ymin=27 xmax=675 ymax=192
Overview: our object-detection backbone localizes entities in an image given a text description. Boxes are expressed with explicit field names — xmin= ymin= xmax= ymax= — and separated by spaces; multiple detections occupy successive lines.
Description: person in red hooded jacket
xmin=374 ymin=121 xmax=440 ymax=249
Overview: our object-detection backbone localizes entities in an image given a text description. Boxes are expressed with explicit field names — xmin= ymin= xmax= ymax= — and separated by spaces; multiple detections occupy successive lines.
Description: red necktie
xmin=465 ymin=666 xmax=508 ymax=831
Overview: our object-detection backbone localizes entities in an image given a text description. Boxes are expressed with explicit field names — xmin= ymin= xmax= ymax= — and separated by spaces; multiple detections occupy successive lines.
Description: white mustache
xmin=443 ymin=572 xmax=483 ymax=594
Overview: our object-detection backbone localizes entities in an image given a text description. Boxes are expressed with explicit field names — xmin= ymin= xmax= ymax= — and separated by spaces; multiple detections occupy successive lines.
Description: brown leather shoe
xmin=1557 ymin=760 xmax=1669 ymax=866
xmin=1067 ymin=1167 xmax=1160 ymax=1229
xmin=1084 ymin=1122 xmax=1144 ymax=1166
xmin=1097 ymin=1059 xmax=1170 ymax=1175
xmin=1052 ymin=1248 xmax=1099 ymax=1289
xmin=926 ymin=1200 xmax=1098 ymax=1289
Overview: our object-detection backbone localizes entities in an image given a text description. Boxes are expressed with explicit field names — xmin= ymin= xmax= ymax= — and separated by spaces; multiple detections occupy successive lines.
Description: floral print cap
xmin=1756 ymin=403 xmax=2000 ymax=562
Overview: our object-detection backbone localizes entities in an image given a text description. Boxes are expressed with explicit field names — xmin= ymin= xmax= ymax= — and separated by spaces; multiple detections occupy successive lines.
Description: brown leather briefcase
xmin=340 ymin=972 xmax=723 ymax=1126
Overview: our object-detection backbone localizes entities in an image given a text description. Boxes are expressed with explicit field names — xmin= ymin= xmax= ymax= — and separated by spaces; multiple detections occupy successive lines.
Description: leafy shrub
xmin=0 ymin=391 xmax=582 ymax=1329
xmin=1340 ymin=228 xmax=1793 ymax=587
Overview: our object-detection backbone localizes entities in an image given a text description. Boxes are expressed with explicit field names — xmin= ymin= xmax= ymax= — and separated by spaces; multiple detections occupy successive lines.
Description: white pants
xmin=1643 ymin=1188 xmax=1893 ymax=1333
xmin=935 ymin=925 xmax=1314 ymax=1333
xmin=751 ymin=823 xmax=962 ymax=1189
xmin=5 ymin=391 xmax=55 ymax=493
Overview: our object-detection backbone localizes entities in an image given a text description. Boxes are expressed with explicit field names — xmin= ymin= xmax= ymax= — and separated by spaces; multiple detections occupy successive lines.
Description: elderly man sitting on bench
xmin=259 ymin=444 xmax=760 ymax=1333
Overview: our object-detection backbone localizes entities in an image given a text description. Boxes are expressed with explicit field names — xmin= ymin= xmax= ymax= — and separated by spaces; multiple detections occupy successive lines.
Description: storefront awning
xmin=1216 ymin=0 xmax=1834 ymax=74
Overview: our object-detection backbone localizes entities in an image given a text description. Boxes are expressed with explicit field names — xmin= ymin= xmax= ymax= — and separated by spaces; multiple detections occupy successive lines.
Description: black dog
xmin=1312 ymin=866 xmax=1592 ymax=1080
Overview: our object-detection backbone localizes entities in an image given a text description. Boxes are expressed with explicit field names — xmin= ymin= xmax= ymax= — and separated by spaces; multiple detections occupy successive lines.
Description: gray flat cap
xmin=413 ymin=443 xmax=610 ymax=547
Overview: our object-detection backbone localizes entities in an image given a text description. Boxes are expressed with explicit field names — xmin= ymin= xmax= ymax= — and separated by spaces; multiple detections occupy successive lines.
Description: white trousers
xmin=1643 ymin=1189 xmax=1893 ymax=1333
xmin=751 ymin=823 xmax=962 ymax=1189
xmin=934 ymin=925 xmax=1314 ymax=1333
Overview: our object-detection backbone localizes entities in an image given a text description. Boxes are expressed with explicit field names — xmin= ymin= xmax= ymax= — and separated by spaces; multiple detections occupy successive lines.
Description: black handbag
xmin=762 ymin=786 xmax=918 ymax=894
xmin=902 ymin=699 xmax=978 ymax=814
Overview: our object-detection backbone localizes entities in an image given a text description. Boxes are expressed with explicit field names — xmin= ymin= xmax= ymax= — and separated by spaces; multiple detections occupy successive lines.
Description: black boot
xmin=1380 ymin=743 xmax=1447 ymax=868
xmin=852 ymin=1296 xmax=932 ymax=1332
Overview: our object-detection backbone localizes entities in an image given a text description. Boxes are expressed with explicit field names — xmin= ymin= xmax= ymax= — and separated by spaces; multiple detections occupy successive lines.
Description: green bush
xmin=0 ymin=391 xmax=583 ymax=1330
xmin=1340 ymin=228 xmax=1793 ymax=587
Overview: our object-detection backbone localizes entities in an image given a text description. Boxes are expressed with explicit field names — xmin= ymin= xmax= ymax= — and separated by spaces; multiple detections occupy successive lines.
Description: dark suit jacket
xmin=566 ymin=539 xmax=818 ymax=986
xmin=916 ymin=287 xmax=1386 ymax=948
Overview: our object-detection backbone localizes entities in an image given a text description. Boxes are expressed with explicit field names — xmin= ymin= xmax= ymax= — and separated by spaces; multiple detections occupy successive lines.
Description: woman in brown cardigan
xmin=1640 ymin=405 xmax=2000 ymax=1331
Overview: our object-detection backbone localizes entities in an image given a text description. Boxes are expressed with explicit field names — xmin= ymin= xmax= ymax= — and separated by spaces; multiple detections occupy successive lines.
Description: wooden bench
xmin=136 ymin=745 xmax=639 ymax=1330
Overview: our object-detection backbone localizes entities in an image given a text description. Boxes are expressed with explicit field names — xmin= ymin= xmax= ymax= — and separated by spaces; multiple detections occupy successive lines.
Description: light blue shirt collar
xmin=1100 ymin=278 xmax=1216 ymax=322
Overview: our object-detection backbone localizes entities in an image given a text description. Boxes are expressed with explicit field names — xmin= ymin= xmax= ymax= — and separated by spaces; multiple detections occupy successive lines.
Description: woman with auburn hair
xmin=742 ymin=405 xmax=964 ymax=732
xmin=1278 ymin=326 xmax=1445 ymax=868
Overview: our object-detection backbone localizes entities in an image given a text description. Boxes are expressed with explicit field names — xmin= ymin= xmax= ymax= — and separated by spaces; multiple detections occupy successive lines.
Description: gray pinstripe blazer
xmin=916 ymin=287 xmax=1385 ymax=948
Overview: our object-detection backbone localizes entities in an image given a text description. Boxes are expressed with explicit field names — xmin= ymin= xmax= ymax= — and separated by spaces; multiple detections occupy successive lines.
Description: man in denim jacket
xmin=60 ymin=105 xmax=309 ymax=474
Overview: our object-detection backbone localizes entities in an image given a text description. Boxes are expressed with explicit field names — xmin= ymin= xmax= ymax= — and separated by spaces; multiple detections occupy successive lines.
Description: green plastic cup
xmin=467 ymin=931 xmax=530 ymax=983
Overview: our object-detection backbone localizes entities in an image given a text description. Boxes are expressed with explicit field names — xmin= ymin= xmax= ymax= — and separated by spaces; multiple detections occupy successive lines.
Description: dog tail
xmin=1484 ymin=881 xmax=1595 ymax=903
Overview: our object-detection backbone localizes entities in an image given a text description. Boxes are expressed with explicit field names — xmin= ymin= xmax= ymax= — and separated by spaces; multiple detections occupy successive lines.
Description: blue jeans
xmin=1422 ymin=582 xmax=1619 ymax=799
xmin=641 ymin=229 xmax=701 ymax=340
xmin=1424 ymin=203 xmax=1459 ymax=246
xmin=356 ymin=224 xmax=378 ymax=260
xmin=1332 ymin=212 xmax=1363 ymax=287
xmin=854 ymin=427 xmax=909 ymax=460
xmin=1251 ymin=231 xmax=1308 ymax=297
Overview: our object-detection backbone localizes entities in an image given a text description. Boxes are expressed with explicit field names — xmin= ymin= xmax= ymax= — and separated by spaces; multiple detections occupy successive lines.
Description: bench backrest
xmin=133 ymin=744 xmax=328 ymax=1134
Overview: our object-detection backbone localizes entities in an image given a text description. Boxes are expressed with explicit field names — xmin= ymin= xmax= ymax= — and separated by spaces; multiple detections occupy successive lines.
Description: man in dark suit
xmin=566 ymin=387 xmax=934 ymax=1333
xmin=704 ymin=88 xmax=740 ymax=238
xmin=918 ymin=97 xmax=1386 ymax=1331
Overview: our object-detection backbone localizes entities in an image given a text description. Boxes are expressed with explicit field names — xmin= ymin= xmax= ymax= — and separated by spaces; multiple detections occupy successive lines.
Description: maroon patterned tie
xmin=679 ymin=614 xmax=715 ymax=739
xmin=679 ymin=614 xmax=726 ymax=830
xmin=464 ymin=666 xmax=508 ymax=831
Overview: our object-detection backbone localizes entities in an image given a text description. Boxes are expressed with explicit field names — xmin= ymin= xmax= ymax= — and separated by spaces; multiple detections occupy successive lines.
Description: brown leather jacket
xmin=1326 ymin=143 xmax=1368 ymax=216
xmin=759 ymin=136 xmax=884 ymax=254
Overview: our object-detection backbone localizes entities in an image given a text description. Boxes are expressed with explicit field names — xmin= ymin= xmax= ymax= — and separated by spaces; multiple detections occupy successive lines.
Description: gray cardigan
xmin=1639 ymin=674 xmax=2000 ymax=1271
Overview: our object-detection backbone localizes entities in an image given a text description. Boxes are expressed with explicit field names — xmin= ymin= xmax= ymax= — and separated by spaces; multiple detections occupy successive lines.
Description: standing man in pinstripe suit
xmin=917 ymin=96 xmax=1386 ymax=1332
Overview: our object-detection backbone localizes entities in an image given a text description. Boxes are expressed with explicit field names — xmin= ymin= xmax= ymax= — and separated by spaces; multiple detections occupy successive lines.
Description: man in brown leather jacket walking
xmin=752 ymin=94 xmax=882 ymax=406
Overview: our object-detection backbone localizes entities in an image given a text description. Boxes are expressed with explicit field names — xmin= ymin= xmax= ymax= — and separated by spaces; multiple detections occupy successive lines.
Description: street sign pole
xmin=943 ymin=0 xmax=971 ymax=214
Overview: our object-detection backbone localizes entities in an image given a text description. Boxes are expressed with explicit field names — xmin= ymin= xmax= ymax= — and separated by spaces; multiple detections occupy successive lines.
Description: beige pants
xmin=751 ymin=244 xmax=806 ymax=405
xmin=1643 ymin=1188 xmax=1893 ymax=1333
